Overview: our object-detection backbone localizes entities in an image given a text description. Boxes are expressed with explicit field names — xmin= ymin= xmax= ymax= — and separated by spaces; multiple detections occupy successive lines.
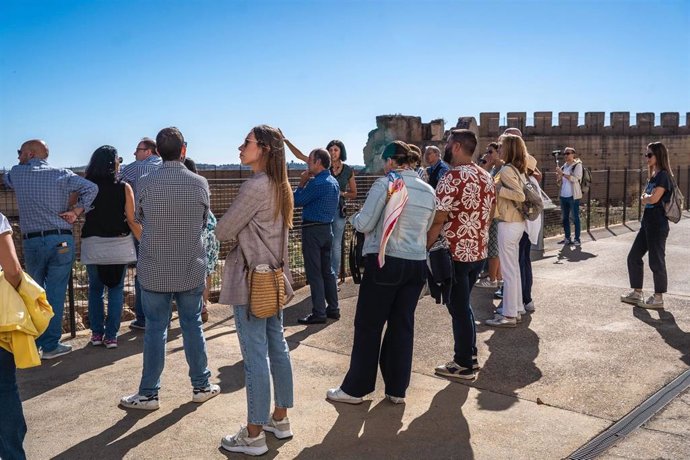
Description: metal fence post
xmin=68 ymin=271 xmax=76 ymax=338
xmin=586 ymin=180 xmax=591 ymax=233
xmin=605 ymin=168 xmax=611 ymax=228
xmin=687 ymin=166 xmax=690 ymax=211
xmin=622 ymin=167 xmax=628 ymax=223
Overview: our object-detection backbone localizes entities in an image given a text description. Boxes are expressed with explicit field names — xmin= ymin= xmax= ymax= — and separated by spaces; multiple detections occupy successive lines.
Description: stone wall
xmin=362 ymin=112 xmax=690 ymax=174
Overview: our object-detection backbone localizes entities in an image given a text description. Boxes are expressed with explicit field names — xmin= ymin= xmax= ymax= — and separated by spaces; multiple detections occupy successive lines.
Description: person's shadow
xmin=295 ymin=384 xmax=473 ymax=459
xmin=474 ymin=314 xmax=542 ymax=411
xmin=634 ymin=308 xmax=690 ymax=366
xmin=555 ymin=245 xmax=598 ymax=264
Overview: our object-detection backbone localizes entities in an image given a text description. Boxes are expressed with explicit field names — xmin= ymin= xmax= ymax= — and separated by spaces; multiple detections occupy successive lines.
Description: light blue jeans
xmin=22 ymin=234 xmax=75 ymax=352
xmin=86 ymin=264 xmax=126 ymax=340
xmin=138 ymin=283 xmax=211 ymax=396
xmin=233 ymin=305 xmax=294 ymax=425
xmin=331 ymin=214 xmax=347 ymax=277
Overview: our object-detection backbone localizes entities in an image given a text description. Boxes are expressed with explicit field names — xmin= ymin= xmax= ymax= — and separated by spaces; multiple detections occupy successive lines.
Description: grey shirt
xmin=135 ymin=161 xmax=209 ymax=293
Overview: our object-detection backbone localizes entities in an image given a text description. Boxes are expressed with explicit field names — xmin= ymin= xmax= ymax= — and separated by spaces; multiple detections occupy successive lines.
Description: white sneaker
xmin=475 ymin=278 xmax=498 ymax=288
xmin=524 ymin=301 xmax=535 ymax=312
xmin=621 ymin=290 xmax=644 ymax=305
xmin=496 ymin=304 xmax=526 ymax=316
xmin=120 ymin=393 xmax=160 ymax=411
xmin=263 ymin=416 xmax=293 ymax=439
xmin=485 ymin=314 xmax=517 ymax=328
xmin=326 ymin=387 xmax=364 ymax=404
xmin=221 ymin=426 xmax=268 ymax=456
xmin=192 ymin=383 xmax=220 ymax=403
xmin=385 ymin=394 xmax=405 ymax=404
xmin=638 ymin=295 xmax=664 ymax=309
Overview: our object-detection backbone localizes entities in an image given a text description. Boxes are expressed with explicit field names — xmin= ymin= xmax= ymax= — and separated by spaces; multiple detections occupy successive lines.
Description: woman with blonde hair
xmin=621 ymin=142 xmax=674 ymax=309
xmin=486 ymin=134 xmax=527 ymax=328
xmin=217 ymin=125 xmax=295 ymax=456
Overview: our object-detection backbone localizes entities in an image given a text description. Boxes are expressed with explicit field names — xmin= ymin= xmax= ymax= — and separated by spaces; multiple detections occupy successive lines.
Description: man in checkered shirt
xmin=120 ymin=127 xmax=220 ymax=410
xmin=4 ymin=139 xmax=98 ymax=360
xmin=119 ymin=137 xmax=162 ymax=330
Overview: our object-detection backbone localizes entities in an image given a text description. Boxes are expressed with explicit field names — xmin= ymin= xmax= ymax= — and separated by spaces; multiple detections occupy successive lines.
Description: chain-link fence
xmin=2 ymin=166 xmax=688 ymax=336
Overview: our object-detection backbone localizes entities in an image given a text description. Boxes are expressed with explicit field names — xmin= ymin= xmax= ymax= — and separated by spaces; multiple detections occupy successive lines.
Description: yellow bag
xmin=248 ymin=266 xmax=286 ymax=318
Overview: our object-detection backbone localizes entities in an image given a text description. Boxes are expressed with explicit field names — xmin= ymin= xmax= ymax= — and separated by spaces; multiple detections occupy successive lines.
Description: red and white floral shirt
xmin=435 ymin=163 xmax=496 ymax=262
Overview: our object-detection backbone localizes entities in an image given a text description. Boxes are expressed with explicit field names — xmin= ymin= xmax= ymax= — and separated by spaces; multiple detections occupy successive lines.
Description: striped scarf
xmin=378 ymin=170 xmax=409 ymax=267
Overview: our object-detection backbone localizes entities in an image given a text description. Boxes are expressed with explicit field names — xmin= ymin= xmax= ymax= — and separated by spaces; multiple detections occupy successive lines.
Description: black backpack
xmin=348 ymin=230 xmax=366 ymax=284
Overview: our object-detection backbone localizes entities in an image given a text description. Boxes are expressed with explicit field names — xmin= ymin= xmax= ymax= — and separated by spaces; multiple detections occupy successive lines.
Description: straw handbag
xmin=244 ymin=228 xmax=287 ymax=318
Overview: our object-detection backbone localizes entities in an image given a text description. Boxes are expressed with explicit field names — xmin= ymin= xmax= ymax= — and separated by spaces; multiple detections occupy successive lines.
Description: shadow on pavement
xmin=474 ymin=314 xmax=542 ymax=411
xmin=555 ymin=245 xmax=598 ymax=264
xmin=634 ymin=308 xmax=690 ymax=366
xmin=295 ymin=384 xmax=473 ymax=459
xmin=53 ymin=402 xmax=199 ymax=459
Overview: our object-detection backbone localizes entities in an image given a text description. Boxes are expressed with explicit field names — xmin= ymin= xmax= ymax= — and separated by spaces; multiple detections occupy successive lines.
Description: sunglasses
xmin=644 ymin=152 xmax=654 ymax=158
xmin=242 ymin=138 xmax=261 ymax=148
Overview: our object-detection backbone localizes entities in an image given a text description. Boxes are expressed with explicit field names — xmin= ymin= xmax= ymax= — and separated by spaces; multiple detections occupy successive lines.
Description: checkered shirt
xmin=136 ymin=161 xmax=209 ymax=293
xmin=3 ymin=159 xmax=98 ymax=234
xmin=119 ymin=155 xmax=162 ymax=198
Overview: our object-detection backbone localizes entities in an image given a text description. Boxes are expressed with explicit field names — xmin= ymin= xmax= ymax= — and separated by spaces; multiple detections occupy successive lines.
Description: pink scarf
xmin=378 ymin=171 xmax=409 ymax=267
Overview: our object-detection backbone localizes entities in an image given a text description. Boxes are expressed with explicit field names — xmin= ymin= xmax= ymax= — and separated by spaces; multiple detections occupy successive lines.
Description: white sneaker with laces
xmin=476 ymin=278 xmax=498 ymax=288
xmin=192 ymin=383 xmax=221 ymax=403
xmin=120 ymin=393 xmax=160 ymax=410
xmin=638 ymin=295 xmax=664 ymax=309
xmin=221 ymin=426 xmax=268 ymax=456
xmin=326 ymin=387 xmax=364 ymax=404
xmin=263 ymin=416 xmax=293 ymax=439
xmin=620 ymin=290 xmax=644 ymax=305
xmin=485 ymin=314 xmax=517 ymax=328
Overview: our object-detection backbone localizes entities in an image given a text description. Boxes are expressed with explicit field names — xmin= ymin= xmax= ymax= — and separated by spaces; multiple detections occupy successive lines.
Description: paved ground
xmin=18 ymin=215 xmax=690 ymax=459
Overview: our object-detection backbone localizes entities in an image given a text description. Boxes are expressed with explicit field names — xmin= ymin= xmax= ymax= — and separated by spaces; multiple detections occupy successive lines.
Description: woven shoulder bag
xmin=244 ymin=228 xmax=287 ymax=318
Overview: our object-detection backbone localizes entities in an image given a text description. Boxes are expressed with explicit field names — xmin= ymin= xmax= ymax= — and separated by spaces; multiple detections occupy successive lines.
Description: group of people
xmin=0 ymin=123 xmax=677 ymax=458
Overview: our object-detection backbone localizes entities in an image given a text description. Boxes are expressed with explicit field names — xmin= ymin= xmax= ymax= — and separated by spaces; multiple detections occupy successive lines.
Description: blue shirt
xmin=427 ymin=160 xmax=450 ymax=189
xmin=3 ymin=158 xmax=98 ymax=234
xmin=119 ymin=155 xmax=162 ymax=198
xmin=294 ymin=170 xmax=340 ymax=223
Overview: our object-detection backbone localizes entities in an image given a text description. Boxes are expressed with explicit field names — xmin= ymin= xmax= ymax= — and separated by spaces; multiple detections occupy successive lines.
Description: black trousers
xmin=447 ymin=260 xmax=483 ymax=368
xmin=627 ymin=207 xmax=669 ymax=293
xmin=302 ymin=224 xmax=339 ymax=317
xmin=341 ymin=255 xmax=426 ymax=398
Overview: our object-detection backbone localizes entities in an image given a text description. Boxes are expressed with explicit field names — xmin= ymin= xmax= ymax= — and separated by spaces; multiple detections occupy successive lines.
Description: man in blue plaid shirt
xmin=4 ymin=139 xmax=98 ymax=359
xmin=119 ymin=138 xmax=162 ymax=330
xmin=294 ymin=148 xmax=340 ymax=325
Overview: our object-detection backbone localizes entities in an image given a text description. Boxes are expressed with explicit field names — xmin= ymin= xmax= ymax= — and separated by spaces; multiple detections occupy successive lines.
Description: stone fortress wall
xmin=362 ymin=112 xmax=690 ymax=175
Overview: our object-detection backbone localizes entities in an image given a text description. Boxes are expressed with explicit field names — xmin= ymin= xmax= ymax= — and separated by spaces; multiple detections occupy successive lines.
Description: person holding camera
xmin=555 ymin=147 xmax=583 ymax=246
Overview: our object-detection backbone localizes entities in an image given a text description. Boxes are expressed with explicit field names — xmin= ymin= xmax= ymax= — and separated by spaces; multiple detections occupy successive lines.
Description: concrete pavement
xmin=18 ymin=215 xmax=690 ymax=459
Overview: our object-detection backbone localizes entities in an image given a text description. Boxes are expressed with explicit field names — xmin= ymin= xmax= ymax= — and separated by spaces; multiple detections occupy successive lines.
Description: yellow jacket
xmin=494 ymin=164 xmax=527 ymax=223
xmin=0 ymin=272 xmax=54 ymax=368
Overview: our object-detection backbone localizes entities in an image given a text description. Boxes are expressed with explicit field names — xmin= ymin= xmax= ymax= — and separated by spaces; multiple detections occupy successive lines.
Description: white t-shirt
xmin=560 ymin=163 xmax=576 ymax=198
xmin=0 ymin=213 xmax=12 ymax=235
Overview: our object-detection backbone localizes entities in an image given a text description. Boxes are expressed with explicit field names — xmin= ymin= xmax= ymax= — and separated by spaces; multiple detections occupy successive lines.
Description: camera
xmin=551 ymin=150 xmax=562 ymax=157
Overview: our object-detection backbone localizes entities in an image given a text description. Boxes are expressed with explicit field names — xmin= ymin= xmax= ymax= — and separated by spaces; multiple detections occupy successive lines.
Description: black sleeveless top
xmin=81 ymin=180 xmax=130 ymax=238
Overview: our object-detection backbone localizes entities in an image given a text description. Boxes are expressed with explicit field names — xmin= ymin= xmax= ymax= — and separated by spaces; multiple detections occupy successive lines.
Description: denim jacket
xmin=351 ymin=170 xmax=436 ymax=261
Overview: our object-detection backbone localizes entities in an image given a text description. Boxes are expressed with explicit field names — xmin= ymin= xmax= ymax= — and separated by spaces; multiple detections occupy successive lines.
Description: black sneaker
xmin=434 ymin=361 xmax=476 ymax=380
xmin=297 ymin=314 xmax=327 ymax=325
xmin=326 ymin=310 xmax=341 ymax=320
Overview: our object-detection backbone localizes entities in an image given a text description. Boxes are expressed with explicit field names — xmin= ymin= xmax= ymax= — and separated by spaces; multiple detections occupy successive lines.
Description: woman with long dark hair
xmin=217 ymin=125 xmax=295 ymax=456
xmin=327 ymin=141 xmax=435 ymax=405
xmin=621 ymin=142 xmax=674 ymax=309
xmin=283 ymin=138 xmax=357 ymax=280
xmin=81 ymin=145 xmax=141 ymax=349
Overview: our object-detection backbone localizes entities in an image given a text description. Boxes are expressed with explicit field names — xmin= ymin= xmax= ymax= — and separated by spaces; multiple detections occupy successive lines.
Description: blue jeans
xmin=138 ymin=284 xmax=211 ymax=396
xmin=447 ymin=260 xmax=483 ymax=369
xmin=559 ymin=196 xmax=581 ymax=241
xmin=86 ymin=264 xmax=126 ymax=340
xmin=233 ymin=305 xmax=294 ymax=425
xmin=302 ymin=224 xmax=339 ymax=317
xmin=0 ymin=348 xmax=27 ymax=460
xmin=330 ymin=215 xmax=347 ymax=277
xmin=133 ymin=240 xmax=145 ymax=324
xmin=22 ymin=234 xmax=75 ymax=352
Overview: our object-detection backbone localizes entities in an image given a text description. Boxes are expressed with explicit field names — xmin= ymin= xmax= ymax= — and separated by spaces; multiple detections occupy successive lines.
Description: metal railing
xmin=2 ymin=166 xmax=688 ymax=336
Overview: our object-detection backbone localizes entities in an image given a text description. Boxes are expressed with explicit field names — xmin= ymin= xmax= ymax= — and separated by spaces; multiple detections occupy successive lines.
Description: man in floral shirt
xmin=427 ymin=129 xmax=495 ymax=380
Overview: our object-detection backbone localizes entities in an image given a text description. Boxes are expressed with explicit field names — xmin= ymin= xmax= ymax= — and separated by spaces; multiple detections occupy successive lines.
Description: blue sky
xmin=1 ymin=0 xmax=688 ymax=169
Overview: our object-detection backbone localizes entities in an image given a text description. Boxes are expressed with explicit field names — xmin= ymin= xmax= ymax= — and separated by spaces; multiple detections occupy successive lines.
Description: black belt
xmin=23 ymin=229 xmax=73 ymax=240
xmin=302 ymin=220 xmax=331 ymax=228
